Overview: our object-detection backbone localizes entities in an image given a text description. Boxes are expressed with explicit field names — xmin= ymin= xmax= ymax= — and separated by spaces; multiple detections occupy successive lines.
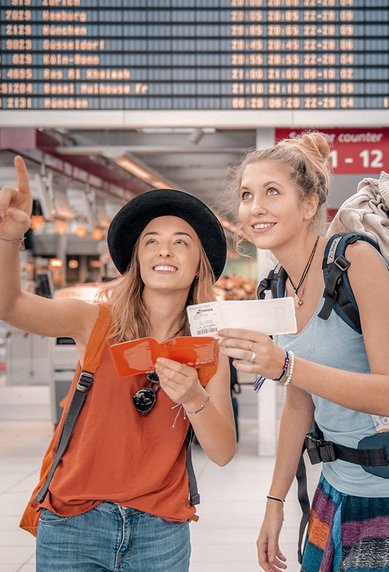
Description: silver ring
xmin=249 ymin=351 xmax=256 ymax=365
xmin=249 ymin=340 xmax=254 ymax=351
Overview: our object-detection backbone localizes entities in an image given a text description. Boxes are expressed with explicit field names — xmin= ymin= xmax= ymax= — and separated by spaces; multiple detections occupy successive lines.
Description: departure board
xmin=1 ymin=1 xmax=389 ymax=112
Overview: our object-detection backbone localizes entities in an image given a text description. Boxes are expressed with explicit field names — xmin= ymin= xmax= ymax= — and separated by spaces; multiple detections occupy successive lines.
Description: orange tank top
xmin=38 ymin=304 xmax=216 ymax=522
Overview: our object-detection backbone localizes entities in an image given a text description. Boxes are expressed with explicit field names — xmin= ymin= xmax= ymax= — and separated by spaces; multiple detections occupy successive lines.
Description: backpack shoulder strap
xmin=318 ymin=232 xmax=380 ymax=333
xmin=186 ymin=427 xmax=200 ymax=506
xmin=296 ymin=443 xmax=310 ymax=564
xmin=34 ymin=303 xmax=112 ymax=504
xmin=82 ymin=303 xmax=111 ymax=372
xmin=256 ymin=264 xmax=287 ymax=300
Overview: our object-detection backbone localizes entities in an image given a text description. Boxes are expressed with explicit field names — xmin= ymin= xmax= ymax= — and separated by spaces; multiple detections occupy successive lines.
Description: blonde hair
xmin=228 ymin=131 xmax=332 ymax=229
xmin=97 ymin=236 xmax=216 ymax=342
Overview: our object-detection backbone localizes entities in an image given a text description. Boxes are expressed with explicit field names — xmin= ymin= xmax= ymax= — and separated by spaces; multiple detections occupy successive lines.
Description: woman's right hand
xmin=257 ymin=503 xmax=286 ymax=571
xmin=0 ymin=156 xmax=32 ymax=240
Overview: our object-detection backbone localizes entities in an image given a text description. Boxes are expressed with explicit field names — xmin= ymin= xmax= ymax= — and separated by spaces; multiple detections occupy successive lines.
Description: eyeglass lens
xmin=133 ymin=372 xmax=160 ymax=416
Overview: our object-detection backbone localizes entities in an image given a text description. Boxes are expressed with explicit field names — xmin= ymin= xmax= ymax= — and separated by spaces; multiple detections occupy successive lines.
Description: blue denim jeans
xmin=36 ymin=502 xmax=191 ymax=571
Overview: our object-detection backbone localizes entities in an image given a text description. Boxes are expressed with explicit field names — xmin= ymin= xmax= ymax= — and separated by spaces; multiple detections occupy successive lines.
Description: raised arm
xmin=0 ymin=156 xmax=98 ymax=345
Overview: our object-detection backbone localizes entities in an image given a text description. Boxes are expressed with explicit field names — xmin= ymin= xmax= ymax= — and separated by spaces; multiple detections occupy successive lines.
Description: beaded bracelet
xmin=266 ymin=494 xmax=285 ymax=504
xmin=282 ymin=350 xmax=295 ymax=386
xmin=185 ymin=393 xmax=210 ymax=415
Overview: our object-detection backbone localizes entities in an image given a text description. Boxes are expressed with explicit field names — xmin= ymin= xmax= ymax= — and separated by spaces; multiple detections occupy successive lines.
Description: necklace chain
xmin=288 ymin=236 xmax=320 ymax=306
xmin=162 ymin=326 xmax=183 ymax=343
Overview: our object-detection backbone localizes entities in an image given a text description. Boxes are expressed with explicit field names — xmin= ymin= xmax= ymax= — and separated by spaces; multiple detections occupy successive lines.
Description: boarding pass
xmin=186 ymin=297 xmax=297 ymax=337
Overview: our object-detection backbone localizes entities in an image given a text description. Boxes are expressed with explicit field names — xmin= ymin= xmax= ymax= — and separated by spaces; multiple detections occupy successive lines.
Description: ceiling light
xmin=92 ymin=227 xmax=105 ymax=241
xmin=49 ymin=258 xmax=63 ymax=269
xmin=115 ymin=156 xmax=153 ymax=180
xmin=31 ymin=215 xmax=46 ymax=230
xmin=148 ymin=177 xmax=175 ymax=189
xmin=115 ymin=155 xmax=176 ymax=189
xmin=90 ymin=260 xmax=101 ymax=269
xmin=75 ymin=224 xmax=89 ymax=239
xmin=31 ymin=199 xmax=46 ymax=230
xmin=53 ymin=220 xmax=68 ymax=235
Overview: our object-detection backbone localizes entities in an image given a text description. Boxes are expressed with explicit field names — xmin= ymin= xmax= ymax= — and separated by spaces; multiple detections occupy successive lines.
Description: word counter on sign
xmin=186 ymin=297 xmax=297 ymax=337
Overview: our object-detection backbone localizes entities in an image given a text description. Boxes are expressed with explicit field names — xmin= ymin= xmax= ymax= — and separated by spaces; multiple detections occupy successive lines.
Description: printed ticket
xmin=187 ymin=297 xmax=297 ymax=337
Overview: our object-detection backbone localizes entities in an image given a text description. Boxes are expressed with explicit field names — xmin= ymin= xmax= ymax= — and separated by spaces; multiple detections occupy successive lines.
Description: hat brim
xmin=107 ymin=189 xmax=227 ymax=280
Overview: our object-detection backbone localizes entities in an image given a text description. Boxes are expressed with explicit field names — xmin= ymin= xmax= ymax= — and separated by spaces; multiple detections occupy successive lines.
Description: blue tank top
xmin=278 ymin=300 xmax=387 ymax=497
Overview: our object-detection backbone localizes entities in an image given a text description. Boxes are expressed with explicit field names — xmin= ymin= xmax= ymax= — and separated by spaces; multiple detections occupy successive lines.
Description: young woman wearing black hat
xmin=0 ymin=156 xmax=236 ymax=572
xmin=218 ymin=132 xmax=389 ymax=571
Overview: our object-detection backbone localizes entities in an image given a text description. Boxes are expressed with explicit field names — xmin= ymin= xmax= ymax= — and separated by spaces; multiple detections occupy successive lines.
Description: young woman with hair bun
xmin=218 ymin=131 xmax=389 ymax=571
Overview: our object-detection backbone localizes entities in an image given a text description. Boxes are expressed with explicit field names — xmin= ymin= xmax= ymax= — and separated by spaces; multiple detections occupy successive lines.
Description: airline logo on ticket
xmin=186 ymin=302 xmax=221 ymax=337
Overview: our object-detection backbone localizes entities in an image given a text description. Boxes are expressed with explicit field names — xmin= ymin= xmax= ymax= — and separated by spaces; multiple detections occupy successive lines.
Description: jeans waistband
xmin=97 ymin=501 xmax=142 ymax=516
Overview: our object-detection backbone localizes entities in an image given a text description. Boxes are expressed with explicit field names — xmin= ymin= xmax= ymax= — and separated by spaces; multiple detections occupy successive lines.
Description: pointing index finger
xmin=14 ymin=155 xmax=30 ymax=195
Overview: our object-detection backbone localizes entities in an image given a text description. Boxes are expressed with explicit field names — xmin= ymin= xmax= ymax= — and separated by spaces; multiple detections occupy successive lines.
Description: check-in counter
xmin=5 ymin=326 xmax=52 ymax=386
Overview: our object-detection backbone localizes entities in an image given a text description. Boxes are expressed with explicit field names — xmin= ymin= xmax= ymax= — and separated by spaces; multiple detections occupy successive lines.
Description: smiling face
xmin=137 ymin=215 xmax=201 ymax=294
xmin=238 ymin=160 xmax=318 ymax=251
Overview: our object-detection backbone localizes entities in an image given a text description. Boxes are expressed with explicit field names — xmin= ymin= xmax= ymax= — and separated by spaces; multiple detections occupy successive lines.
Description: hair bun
xmin=299 ymin=131 xmax=331 ymax=163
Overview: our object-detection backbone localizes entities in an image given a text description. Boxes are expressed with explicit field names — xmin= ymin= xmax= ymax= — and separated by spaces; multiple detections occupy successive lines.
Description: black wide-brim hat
xmin=107 ymin=188 xmax=227 ymax=280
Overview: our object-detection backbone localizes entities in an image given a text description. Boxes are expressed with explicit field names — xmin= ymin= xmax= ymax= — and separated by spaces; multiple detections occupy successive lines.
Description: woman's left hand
xmin=154 ymin=357 xmax=205 ymax=407
xmin=218 ymin=329 xmax=285 ymax=380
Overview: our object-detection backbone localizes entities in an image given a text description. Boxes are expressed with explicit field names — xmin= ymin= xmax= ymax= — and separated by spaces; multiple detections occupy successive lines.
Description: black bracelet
xmin=272 ymin=350 xmax=290 ymax=382
xmin=266 ymin=494 xmax=285 ymax=504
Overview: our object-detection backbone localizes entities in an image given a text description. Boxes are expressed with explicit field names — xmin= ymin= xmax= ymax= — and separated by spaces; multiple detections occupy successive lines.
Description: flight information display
xmin=1 ymin=1 xmax=388 ymax=111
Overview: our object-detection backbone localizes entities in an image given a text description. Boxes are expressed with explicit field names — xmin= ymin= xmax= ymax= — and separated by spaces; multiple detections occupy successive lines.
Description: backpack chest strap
xmin=305 ymin=431 xmax=389 ymax=467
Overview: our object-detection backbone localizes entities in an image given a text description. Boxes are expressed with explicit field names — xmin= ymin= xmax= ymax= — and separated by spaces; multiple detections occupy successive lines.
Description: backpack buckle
xmin=334 ymin=255 xmax=351 ymax=273
xmin=305 ymin=433 xmax=337 ymax=464
xmin=76 ymin=371 xmax=94 ymax=393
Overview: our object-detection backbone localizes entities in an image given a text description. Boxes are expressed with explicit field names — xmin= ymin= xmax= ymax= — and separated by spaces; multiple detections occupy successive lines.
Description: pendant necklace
xmin=288 ymin=236 xmax=319 ymax=309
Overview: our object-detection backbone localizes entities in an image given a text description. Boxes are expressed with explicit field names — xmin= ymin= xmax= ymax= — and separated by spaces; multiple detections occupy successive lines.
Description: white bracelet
xmin=184 ymin=393 xmax=210 ymax=415
xmin=282 ymin=351 xmax=295 ymax=386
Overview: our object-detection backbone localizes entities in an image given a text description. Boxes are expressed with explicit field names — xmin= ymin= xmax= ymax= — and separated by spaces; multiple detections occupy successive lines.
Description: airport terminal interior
xmin=1 ymin=2 xmax=389 ymax=571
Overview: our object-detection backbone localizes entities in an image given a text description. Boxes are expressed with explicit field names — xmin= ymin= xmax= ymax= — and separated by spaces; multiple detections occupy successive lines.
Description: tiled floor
xmin=0 ymin=387 xmax=319 ymax=572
